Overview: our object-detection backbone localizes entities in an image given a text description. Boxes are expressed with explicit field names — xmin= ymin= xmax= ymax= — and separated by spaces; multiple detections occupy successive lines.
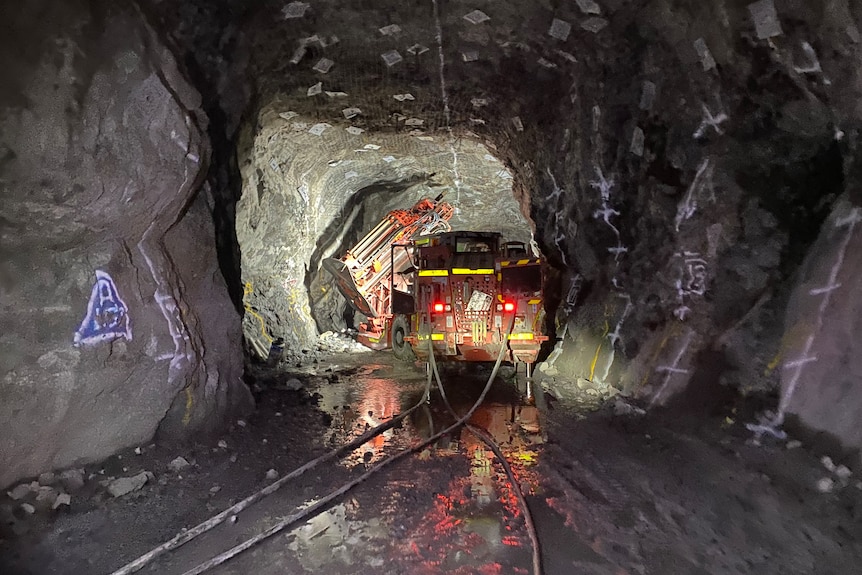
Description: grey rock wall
xmin=779 ymin=196 xmax=862 ymax=463
xmin=0 ymin=1 xmax=251 ymax=489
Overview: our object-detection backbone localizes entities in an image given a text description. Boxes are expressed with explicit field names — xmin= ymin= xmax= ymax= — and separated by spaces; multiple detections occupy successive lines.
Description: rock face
xmin=0 ymin=1 xmax=251 ymax=489
xmin=779 ymin=197 xmax=862 ymax=463
xmin=235 ymin=103 xmax=531 ymax=362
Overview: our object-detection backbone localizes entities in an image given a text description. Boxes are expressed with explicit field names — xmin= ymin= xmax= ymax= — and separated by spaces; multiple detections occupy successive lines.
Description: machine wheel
xmin=391 ymin=315 xmax=415 ymax=361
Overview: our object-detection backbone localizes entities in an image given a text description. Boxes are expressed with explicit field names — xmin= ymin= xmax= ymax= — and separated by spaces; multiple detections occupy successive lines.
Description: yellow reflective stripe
xmin=431 ymin=333 xmax=444 ymax=341
xmin=415 ymin=238 xmax=430 ymax=245
xmin=508 ymin=333 xmax=534 ymax=340
xmin=418 ymin=269 xmax=448 ymax=276
xmin=501 ymin=259 xmax=541 ymax=266
xmin=528 ymin=299 xmax=541 ymax=305
xmin=451 ymin=268 xmax=494 ymax=275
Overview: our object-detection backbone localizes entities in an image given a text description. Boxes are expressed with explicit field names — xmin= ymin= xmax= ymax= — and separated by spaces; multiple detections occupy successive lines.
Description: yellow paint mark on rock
xmin=589 ymin=321 xmax=610 ymax=381
xmin=764 ymin=321 xmax=811 ymax=376
xmin=765 ymin=351 xmax=782 ymax=375
xmin=182 ymin=387 xmax=193 ymax=426
xmin=243 ymin=281 xmax=274 ymax=344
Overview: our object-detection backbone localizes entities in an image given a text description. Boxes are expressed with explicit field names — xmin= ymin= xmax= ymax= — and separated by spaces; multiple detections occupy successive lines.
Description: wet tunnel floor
xmin=3 ymin=351 xmax=862 ymax=575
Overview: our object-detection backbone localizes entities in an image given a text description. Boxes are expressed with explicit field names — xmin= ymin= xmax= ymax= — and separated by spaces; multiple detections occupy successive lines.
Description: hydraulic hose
xmin=109 ymin=365 xmax=434 ymax=575
xmin=178 ymin=316 xmax=515 ymax=575
xmin=428 ymin=342 xmax=543 ymax=575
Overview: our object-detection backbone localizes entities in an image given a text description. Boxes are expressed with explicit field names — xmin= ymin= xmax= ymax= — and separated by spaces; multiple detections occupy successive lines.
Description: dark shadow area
xmin=305 ymin=175 xmax=431 ymax=334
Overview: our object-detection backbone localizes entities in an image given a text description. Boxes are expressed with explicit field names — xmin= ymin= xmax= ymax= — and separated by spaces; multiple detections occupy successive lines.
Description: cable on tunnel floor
xmin=429 ymin=342 xmax=543 ymax=575
xmin=109 ymin=362 xmax=435 ymax=575
xmin=178 ymin=315 xmax=515 ymax=575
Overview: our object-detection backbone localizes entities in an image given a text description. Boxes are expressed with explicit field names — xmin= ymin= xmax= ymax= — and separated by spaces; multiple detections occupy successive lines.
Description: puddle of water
xmin=310 ymin=367 xmax=427 ymax=467
xmin=306 ymin=362 xmax=544 ymax=572
xmin=286 ymin=501 xmax=389 ymax=571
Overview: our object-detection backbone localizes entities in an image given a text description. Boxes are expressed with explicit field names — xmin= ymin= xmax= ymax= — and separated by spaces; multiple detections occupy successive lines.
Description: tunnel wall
xmin=484 ymin=0 xmax=862 ymax=452
xmin=0 ymin=1 xmax=252 ymax=488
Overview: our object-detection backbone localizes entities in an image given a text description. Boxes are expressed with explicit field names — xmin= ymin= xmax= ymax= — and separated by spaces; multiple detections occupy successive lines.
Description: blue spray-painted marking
xmin=74 ymin=270 xmax=132 ymax=346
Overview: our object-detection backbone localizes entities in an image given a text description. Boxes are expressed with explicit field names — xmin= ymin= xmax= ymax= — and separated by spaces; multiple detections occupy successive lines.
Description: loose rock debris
xmin=107 ymin=471 xmax=150 ymax=498
xmin=168 ymin=456 xmax=191 ymax=472
xmin=52 ymin=493 xmax=71 ymax=510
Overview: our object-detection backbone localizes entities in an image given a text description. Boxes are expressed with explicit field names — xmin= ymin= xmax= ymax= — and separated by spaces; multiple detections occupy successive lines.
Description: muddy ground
xmin=2 ymin=351 xmax=861 ymax=574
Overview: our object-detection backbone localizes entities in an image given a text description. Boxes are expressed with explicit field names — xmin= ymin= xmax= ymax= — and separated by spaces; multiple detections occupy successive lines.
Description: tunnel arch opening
xmin=234 ymin=105 xmax=534 ymax=363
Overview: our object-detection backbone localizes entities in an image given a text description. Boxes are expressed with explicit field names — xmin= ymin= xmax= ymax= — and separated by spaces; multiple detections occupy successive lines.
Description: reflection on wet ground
xmin=305 ymin=362 xmax=543 ymax=573
xmin=286 ymin=501 xmax=390 ymax=572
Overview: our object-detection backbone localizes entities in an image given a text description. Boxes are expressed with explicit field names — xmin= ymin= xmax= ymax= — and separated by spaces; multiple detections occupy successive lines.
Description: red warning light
xmin=503 ymin=302 xmax=515 ymax=312
xmin=433 ymin=302 xmax=445 ymax=313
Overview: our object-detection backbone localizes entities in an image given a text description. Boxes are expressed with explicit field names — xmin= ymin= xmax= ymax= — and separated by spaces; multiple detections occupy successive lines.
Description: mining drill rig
xmin=324 ymin=196 xmax=547 ymax=374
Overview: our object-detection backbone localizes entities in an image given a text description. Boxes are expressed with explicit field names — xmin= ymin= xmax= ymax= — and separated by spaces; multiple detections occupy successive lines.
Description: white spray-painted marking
xmin=671 ymin=251 xmax=709 ymax=321
xmin=693 ymin=104 xmax=729 ymax=139
xmin=607 ymin=294 xmax=633 ymax=349
xmin=608 ymin=246 xmax=628 ymax=260
xmin=136 ymin=156 xmax=200 ymax=383
xmin=656 ymin=366 xmax=690 ymax=374
xmin=809 ymin=283 xmax=841 ymax=295
xmin=783 ymin=356 xmax=818 ymax=369
xmin=546 ymin=168 xmax=569 ymax=265
xmin=673 ymin=305 xmax=691 ymax=321
xmin=650 ymin=329 xmax=694 ymax=407
xmin=598 ymin=294 xmax=634 ymax=383
xmin=139 ymin=223 xmax=194 ymax=383
xmin=775 ymin=206 xmax=861 ymax=424
xmin=546 ymin=167 xmax=564 ymax=201
xmin=590 ymin=166 xmax=629 ymax=271
xmin=675 ymin=158 xmax=713 ymax=231
xmin=553 ymin=222 xmax=568 ymax=267
xmin=431 ymin=0 xmax=462 ymax=208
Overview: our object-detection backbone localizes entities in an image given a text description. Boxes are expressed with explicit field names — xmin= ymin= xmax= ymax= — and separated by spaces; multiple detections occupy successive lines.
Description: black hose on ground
xmin=178 ymin=316 xmax=515 ymax=575
xmin=429 ymin=341 xmax=543 ymax=575
xmin=108 ymin=365 xmax=434 ymax=575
